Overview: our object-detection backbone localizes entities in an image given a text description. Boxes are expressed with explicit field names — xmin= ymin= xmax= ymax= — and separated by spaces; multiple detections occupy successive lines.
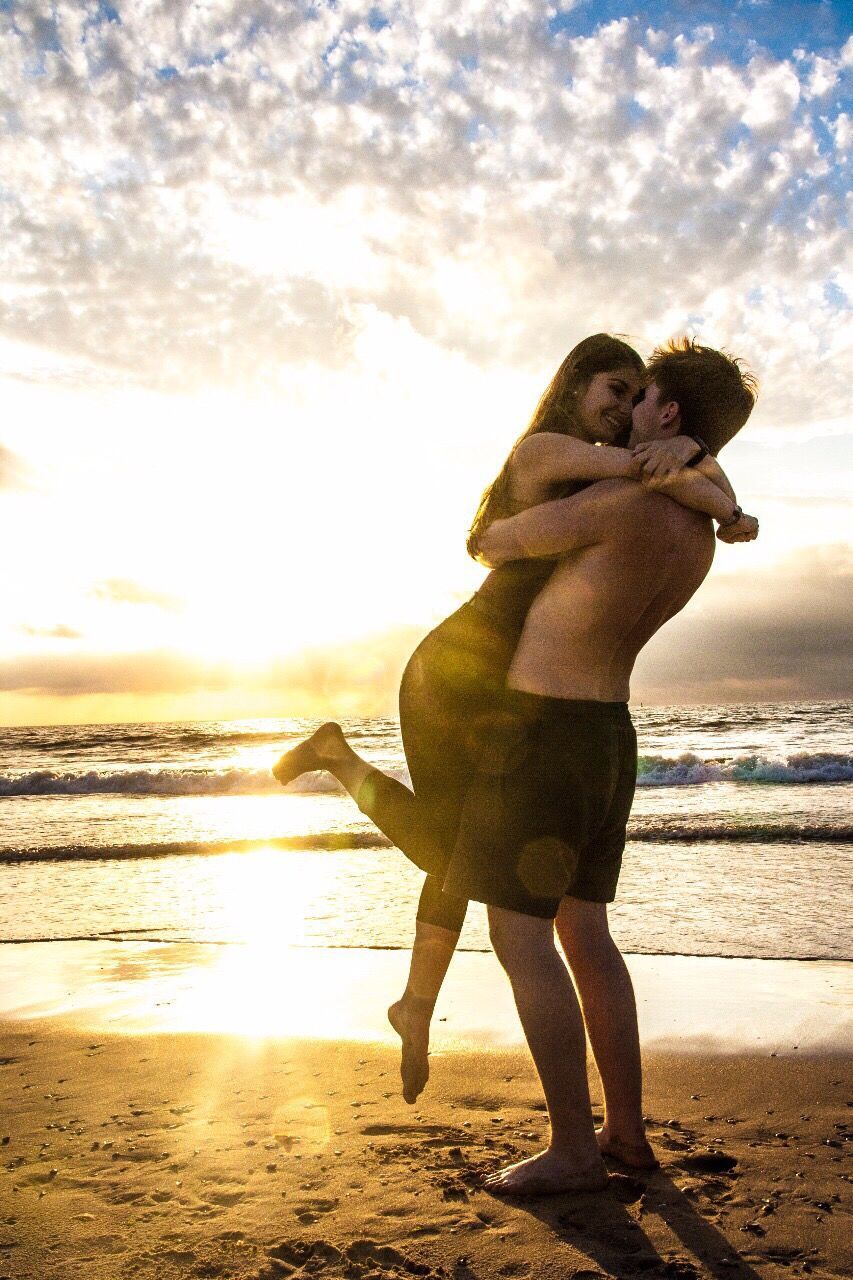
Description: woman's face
xmin=575 ymin=367 xmax=644 ymax=443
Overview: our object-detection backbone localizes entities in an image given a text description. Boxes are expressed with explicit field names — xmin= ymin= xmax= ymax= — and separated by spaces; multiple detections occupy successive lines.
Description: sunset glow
xmin=1 ymin=1 xmax=850 ymax=723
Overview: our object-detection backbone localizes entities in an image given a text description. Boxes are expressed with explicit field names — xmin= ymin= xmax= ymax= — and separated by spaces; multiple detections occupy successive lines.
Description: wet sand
xmin=1 ymin=941 xmax=851 ymax=1054
xmin=1 ymin=1026 xmax=850 ymax=1280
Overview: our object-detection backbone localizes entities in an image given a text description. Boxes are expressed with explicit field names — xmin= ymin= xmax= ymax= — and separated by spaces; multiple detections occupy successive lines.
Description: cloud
xmin=0 ymin=625 xmax=423 ymax=712
xmin=632 ymin=544 xmax=853 ymax=702
xmin=0 ymin=444 xmax=28 ymax=489
xmin=19 ymin=624 xmax=83 ymax=640
xmin=91 ymin=578 xmax=183 ymax=611
xmin=0 ymin=650 xmax=221 ymax=697
xmin=2 ymin=548 xmax=850 ymax=708
xmin=0 ymin=2 xmax=849 ymax=431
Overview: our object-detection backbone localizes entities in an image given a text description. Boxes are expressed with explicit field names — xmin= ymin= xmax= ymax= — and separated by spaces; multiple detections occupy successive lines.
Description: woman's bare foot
xmin=387 ymin=995 xmax=433 ymax=1105
xmin=596 ymin=1126 xmax=659 ymax=1170
xmin=272 ymin=722 xmax=348 ymax=786
xmin=484 ymin=1148 xmax=608 ymax=1197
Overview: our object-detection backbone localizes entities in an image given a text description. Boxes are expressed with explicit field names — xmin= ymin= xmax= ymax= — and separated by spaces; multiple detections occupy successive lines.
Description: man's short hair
xmin=646 ymin=337 xmax=757 ymax=454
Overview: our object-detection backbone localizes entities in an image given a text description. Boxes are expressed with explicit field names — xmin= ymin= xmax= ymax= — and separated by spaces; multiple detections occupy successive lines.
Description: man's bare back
xmin=483 ymin=478 xmax=716 ymax=702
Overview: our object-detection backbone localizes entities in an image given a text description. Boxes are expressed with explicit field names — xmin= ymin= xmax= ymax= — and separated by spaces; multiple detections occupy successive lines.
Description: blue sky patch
xmin=824 ymin=279 xmax=850 ymax=310
xmin=548 ymin=1 xmax=849 ymax=63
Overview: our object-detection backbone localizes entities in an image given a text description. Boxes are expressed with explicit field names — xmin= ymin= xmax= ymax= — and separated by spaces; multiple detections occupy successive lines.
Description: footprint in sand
xmin=207 ymin=1189 xmax=246 ymax=1207
xmin=607 ymin=1173 xmax=648 ymax=1203
xmin=679 ymin=1151 xmax=738 ymax=1173
xmin=263 ymin=1237 xmax=435 ymax=1277
xmin=361 ymin=1122 xmax=457 ymax=1137
xmin=294 ymin=1197 xmax=339 ymax=1224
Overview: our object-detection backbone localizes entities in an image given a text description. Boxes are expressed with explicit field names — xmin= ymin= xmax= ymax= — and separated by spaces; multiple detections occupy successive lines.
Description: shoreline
xmin=1 ymin=936 xmax=851 ymax=964
xmin=1 ymin=940 xmax=850 ymax=1056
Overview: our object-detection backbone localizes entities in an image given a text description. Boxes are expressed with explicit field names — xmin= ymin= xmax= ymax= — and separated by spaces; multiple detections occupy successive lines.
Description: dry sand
xmin=1 ymin=1025 xmax=850 ymax=1280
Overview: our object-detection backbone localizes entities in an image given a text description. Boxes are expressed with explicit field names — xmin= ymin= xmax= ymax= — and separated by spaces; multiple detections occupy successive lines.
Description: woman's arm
xmin=640 ymin=467 xmax=740 ymax=524
xmin=645 ymin=471 xmax=759 ymax=542
xmin=695 ymin=455 xmax=736 ymax=502
xmin=511 ymin=432 xmax=740 ymax=518
xmin=510 ymin=433 xmax=640 ymax=486
xmin=632 ymin=436 xmax=738 ymax=502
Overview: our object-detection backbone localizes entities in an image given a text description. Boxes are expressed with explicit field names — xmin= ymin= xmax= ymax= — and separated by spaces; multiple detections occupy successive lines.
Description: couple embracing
xmin=273 ymin=333 xmax=757 ymax=1196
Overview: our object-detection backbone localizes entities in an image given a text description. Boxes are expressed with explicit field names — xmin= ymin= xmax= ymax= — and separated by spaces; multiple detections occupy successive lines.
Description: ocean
xmin=1 ymin=702 xmax=850 ymax=962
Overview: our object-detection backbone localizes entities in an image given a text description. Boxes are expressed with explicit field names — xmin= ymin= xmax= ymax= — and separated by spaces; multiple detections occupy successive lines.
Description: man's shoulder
xmin=591 ymin=480 xmax=715 ymax=563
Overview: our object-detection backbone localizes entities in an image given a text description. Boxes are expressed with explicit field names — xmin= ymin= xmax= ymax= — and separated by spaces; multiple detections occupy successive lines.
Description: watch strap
xmin=686 ymin=434 xmax=710 ymax=465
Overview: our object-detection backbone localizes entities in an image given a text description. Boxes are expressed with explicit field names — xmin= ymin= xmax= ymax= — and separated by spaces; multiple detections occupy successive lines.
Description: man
xmin=459 ymin=338 xmax=756 ymax=1195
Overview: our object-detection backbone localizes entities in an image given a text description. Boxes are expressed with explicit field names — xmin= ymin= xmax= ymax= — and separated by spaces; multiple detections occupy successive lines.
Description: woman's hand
xmin=716 ymin=512 xmax=759 ymax=543
xmin=477 ymin=519 xmax=514 ymax=568
xmin=632 ymin=435 xmax=699 ymax=479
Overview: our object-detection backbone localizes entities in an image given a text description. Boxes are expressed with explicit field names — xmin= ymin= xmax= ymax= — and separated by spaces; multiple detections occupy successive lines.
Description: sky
xmin=0 ymin=0 xmax=851 ymax=725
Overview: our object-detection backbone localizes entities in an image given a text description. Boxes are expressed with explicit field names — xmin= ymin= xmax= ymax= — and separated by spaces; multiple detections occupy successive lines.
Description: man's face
xmin=629 ymin=381 xmax=680 ymax=446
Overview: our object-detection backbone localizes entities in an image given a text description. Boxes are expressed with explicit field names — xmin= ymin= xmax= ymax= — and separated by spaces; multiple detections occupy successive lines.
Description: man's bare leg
xmin=388 ymin=920 xmax=459 ymax=1103
xmin=555 ymin=897 xmax=658 ymax=1170
xmin=483 ymin=906 xmax=607 ymax=1195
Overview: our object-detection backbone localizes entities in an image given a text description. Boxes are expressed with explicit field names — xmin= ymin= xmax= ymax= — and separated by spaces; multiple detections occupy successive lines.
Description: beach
xmin=1 ymin=944 xmax=850 ymax=1280
xmin=1 ymin=706 xmax=851 ymax=1275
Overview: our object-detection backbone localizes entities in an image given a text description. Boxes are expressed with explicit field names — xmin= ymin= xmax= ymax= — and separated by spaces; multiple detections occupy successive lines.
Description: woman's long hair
xmin=466 ymin=334 xmax=645 ymax=558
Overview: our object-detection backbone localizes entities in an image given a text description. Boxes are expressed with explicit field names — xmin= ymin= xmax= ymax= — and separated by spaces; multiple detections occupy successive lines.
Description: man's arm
xmin=478 ymin=480 xmax=641 ymax=567
xmin=478 ymin=475 xmax=754 ymax=568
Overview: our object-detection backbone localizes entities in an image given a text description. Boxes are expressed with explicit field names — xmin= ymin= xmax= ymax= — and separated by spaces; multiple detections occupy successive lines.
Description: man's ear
xmin=659 ymin=400 xmax=681 ymax=436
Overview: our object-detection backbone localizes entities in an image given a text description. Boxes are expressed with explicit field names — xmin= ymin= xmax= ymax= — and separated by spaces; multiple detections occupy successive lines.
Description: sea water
xmin=0 ymin=703 xmax=850 ymax=960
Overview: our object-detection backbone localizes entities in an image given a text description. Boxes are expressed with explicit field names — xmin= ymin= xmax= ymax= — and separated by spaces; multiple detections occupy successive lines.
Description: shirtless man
xmin=464 ymin=345 xmax=755 ymax=1195
xmin=272 ymin=340 xmax=756 ymax=1193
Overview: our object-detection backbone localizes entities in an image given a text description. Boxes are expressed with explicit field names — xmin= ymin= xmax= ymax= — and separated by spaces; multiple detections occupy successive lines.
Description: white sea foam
xmin=636 ymin=751 xmax=853 ymax=786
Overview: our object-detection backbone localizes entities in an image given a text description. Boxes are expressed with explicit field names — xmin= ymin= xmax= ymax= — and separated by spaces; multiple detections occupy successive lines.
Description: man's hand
xmin=633 ymin=435 xmax=699 ymax=479
xmin=716 ymin=512 xmax=759 ymax=543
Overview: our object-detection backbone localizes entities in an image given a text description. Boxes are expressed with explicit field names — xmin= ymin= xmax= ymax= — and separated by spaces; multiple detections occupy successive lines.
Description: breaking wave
xmin=636 ymin=751 xmax=853 ymax=786
xmin=1 ymin=750 xmax=851 ymax=797
xmin=0 ymin=766 xmax=347 ymax=797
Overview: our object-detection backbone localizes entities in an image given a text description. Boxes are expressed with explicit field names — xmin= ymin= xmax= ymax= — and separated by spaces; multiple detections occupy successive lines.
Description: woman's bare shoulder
xmin=510 ymin=432 xmax=580 ymax=472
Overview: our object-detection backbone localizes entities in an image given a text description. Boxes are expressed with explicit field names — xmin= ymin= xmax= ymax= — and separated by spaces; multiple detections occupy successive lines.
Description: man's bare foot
xmin=484 ymin=1148 xmax=608 ymax=1197
xmin=597 ymin=1126 xmax=659 ymax=1170
xmin=272 ymin=722 xmax=348 ymax=786
xmin=387 ymin=995 xmax=433 ymax=1105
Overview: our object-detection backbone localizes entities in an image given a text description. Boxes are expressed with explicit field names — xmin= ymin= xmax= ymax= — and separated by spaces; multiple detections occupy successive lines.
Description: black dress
xmin=356 ymin=557 xmax=557 ymax=931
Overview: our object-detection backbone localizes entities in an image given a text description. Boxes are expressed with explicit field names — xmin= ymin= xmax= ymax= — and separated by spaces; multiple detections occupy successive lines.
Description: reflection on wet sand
xmin=0 ymin=938 xmax=850 ymax=1054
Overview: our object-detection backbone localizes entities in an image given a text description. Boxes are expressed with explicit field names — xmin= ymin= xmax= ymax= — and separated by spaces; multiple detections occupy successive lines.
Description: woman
xmin=273 ymin=334 xmax=754 ymax=1102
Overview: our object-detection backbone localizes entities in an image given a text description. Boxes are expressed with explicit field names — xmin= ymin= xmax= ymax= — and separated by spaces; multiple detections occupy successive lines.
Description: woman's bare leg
xmin=273 ymin=724 xmax=464 ymax=1102
xmin=388 ymin=918 xmax=460 ymax=1103
xmin=273 ymin=722 xmax=374 ymax=802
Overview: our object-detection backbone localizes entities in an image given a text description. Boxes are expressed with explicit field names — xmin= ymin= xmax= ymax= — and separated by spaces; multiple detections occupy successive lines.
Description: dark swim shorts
xmin=441 ymin=689 xmax=637 ymax=918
